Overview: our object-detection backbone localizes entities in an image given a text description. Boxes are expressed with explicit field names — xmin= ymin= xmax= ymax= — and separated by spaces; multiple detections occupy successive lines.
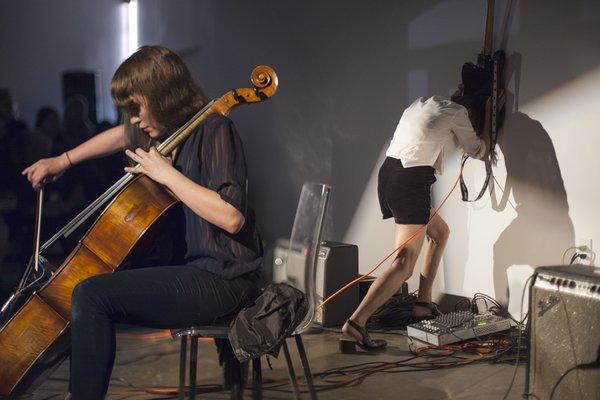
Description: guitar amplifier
xmin=527 ymin=265 xmax=600 ymax=400
xmin=273 ymin=240 xmax=358 ymax=327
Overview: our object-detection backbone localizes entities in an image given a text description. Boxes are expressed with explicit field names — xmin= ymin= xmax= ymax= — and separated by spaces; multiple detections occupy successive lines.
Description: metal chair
xmin=172 ymin=182 xmax=331 ymax=400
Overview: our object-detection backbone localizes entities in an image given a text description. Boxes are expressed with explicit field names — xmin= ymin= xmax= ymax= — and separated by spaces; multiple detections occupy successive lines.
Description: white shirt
xmin=385 ymin=95 xmax=486 ymax=174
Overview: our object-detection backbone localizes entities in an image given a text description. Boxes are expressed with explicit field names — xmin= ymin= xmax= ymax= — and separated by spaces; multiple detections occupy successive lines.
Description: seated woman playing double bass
xmin=22 ymin=45 xmax=263 ymax=399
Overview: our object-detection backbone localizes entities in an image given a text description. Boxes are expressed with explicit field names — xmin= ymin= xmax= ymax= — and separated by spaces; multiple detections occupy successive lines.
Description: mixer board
xmin=406 ymin=311 xmax=511 ymax=345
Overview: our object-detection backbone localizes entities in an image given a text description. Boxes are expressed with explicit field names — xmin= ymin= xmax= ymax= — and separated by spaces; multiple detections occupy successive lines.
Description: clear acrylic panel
xmin=282 ymin=182 xmax=330 ymax=334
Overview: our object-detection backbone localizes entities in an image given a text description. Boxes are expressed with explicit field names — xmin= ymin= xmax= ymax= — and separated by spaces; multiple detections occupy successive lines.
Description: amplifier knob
xmin=568 ymin=281 xmax=576 ymax=289
xmin=591 ymin=285 xmax=598 ymax=293
xmin=556 ymin=279 xmax=563 ymax=286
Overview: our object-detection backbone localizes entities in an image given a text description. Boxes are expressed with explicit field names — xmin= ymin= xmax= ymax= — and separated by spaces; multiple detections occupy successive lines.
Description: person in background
xmin=34 ymin=106 xmax=62 ymax=157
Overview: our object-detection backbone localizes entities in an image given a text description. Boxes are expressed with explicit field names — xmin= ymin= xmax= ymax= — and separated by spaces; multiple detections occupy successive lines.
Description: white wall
xmin=346 ymin=1 xmax=600 ymax=310
xmin=437 ymin=1 xmax=599 ymax=308
xmin=3 ymin=0 xmax=599 ymax=310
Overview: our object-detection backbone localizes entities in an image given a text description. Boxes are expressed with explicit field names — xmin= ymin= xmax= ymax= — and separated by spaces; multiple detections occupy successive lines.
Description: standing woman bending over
xmin=341 ymin=86 xmax=492 ymax=352
xmin=22 ymin=45 xmax=263 ymax=399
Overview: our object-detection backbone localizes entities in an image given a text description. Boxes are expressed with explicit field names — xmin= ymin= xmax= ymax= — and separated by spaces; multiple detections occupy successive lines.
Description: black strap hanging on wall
xmin=460 ymin=154 xmax=492 ymax=202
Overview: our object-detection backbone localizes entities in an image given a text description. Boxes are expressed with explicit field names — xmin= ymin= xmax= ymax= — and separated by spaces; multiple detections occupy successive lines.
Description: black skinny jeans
xmin=69 ymin=265 xmax=259 ymax=400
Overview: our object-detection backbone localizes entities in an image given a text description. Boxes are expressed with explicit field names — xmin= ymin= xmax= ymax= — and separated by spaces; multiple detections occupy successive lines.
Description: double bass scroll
xmin=159 ymin=65 xmax=278 ymax=156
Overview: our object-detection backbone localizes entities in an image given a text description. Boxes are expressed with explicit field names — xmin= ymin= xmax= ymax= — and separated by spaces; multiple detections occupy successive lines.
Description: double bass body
xmin=0 ymin=175 xmax=179 ymax=397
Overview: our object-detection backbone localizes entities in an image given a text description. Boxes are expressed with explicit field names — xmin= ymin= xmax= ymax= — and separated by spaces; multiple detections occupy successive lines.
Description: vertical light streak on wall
xmin=128 ymin=0 xmax=138 ymax=56
xmin=121 ymin=0 xmax=138 ymax=60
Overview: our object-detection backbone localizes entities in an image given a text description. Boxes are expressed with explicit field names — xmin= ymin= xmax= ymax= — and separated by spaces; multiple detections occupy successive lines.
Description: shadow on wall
xmin=185 ymin=1 xmax=476 ymax=244
xmin=491 ymin=53 xmax=574 ymax=305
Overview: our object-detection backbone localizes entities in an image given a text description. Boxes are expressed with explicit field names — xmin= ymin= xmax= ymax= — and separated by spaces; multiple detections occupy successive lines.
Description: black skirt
xmin=377 ymin=157 xmax=436 ymax=225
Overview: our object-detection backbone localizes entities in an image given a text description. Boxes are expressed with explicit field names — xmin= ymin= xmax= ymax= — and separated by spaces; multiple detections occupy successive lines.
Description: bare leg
xmin=412 ymin=211 xmax=449 ymax=317
xmin=342 ymin=223 xmax=426 ymax=341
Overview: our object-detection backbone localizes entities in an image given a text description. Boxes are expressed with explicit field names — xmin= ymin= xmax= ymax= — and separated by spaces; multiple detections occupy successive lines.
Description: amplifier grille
xmin=528 ymin=265 xmax=600 ymax=400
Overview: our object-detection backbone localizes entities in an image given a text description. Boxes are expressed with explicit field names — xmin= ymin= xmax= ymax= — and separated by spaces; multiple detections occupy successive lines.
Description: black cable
xmin=569 ymin=252 xmax=587 ymax=265
xmin=314 ymin=294 xmax=527 ymax=394
xmin=548 ymin=365 xmax=580 ymax=400
xmin=502 ymin=274 xmax=534 ymax=400
xmin=521 ymin=393 xmax=542 ymax=399
xmin=368 ymin=292 xmax=419 ymax=329
xmin=472 ymin=292 xmax=526 ymax=326
xmin=550 ymin=346 xmax=600 ymax=400
xmin=557 ymin=291 xmax=587 ymax=397
xmin=454 ymin=297 xmax=472 ymax=312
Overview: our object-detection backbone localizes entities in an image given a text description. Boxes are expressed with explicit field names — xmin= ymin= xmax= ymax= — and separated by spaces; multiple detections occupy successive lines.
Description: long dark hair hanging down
xmin=451 ymin=62 xmax=491 ymax=135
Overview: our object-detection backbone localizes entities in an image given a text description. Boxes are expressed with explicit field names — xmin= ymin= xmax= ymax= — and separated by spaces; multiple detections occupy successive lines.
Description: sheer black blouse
xmin=173 ymin=114 xmax=262 ymax=279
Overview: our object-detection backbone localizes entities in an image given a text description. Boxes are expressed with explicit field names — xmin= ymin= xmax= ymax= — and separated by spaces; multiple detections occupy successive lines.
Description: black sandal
xmin=339 ymin=320 xmax=387 ymax=354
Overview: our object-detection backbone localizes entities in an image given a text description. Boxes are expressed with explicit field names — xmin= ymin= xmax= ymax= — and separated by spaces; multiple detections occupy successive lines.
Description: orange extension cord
xmin=317 ymin=163 xmax=465 ymax=311
xmin=103 ymin=164 xmax=501 ymax=399
xmin=113 ymin=164 xmax=466 ymax=343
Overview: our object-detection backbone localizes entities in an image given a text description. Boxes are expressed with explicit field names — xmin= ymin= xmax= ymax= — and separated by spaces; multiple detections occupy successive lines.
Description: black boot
xmin=216 ymin=338 xmax=248 ymax=398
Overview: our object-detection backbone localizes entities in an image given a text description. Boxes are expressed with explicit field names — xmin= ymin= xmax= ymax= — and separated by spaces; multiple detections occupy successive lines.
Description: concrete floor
xmin=30 ymin=328 xmax=525 ymax=400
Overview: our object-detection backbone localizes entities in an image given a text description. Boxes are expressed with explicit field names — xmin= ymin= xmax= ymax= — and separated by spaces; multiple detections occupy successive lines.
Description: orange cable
xmin=116 ymin=329 xmax=172 ymax=341
xmin=317 ymin=163 xmax=465 ymax=311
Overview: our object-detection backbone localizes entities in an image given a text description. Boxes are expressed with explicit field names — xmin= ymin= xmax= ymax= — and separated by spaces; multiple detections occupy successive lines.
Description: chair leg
xmin=189 ymin=335 xmax=199 ymax=400
xmin=179 ymin=336 xmax=188 ymax=400
xmin=295 ymin=335 xmax=318 ymax=400
xmin=229 ymin=360 xmax=244 ymax=400
xmin=282 ymin=339 xmax=301 ymax=400
xmin=252 ymin=357 xmax=262 ymax=400
xmin=230 ymin=360 xmax=248 ymax=400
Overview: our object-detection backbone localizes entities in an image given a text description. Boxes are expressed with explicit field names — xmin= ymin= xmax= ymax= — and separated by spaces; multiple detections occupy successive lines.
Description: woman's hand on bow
xmin=22 ymin=154 xmax=71 ymax=189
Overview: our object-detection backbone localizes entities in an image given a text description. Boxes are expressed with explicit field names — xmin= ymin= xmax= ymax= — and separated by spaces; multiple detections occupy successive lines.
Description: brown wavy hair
xmin=111 ymin=45 xmax=208 ymax=151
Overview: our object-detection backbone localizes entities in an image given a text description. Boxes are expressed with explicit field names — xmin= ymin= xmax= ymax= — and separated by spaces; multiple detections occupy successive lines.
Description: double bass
xmin=0 ymin=65 xmax=278 ymax=398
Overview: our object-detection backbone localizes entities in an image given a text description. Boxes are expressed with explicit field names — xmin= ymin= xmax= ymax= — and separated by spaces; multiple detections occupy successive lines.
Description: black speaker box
xmin=273 ymin=240 xmax=358 ymax=327
xmin=62 ymin=71 xmax=97 ymax=123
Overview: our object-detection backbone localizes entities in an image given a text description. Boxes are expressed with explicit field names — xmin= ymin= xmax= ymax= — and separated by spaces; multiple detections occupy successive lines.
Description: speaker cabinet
xmin=527 ymin=265 xmax=600 ymax=400
xmin=273 ymin=240 xmax=358 ymax=327
xmin=62 ymin=71 xmax=97 ymax=123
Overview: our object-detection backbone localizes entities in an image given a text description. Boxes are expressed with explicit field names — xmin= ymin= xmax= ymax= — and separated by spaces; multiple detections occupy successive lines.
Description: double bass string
xmin=40 ymin=173 xmax=134 ymax=251
xmin=156 ymin=99 xmax=215 ymax=155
